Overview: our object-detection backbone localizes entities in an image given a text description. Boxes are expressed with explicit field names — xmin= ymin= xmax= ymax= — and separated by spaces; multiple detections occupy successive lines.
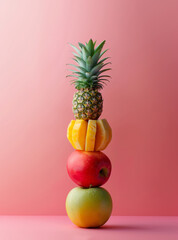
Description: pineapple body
xmin=72 ymin=89 xmax=103 ymax=120
xmin=67 ymin=39 xmax=111 ymax=120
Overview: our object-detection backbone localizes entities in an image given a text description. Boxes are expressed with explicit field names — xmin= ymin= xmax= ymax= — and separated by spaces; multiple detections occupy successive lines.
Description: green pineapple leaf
xmin=98 ymin=57 xmax=110 ymax=65
xmin=92 ymin=50 xmax=101 ymax=65
xmin=86 ymin=39 xmax=94 ymax=56
xmin=97 ymin=68 xmax=112 ymax=76
xmin=68 ymin=70 xmax=86 ymax=78
xmin=99 ymin=49 xmax=108 ymax=59
xmin=90 ymin=63 xmax=104 ymax=75
xmin=69 ymin=43 xmax=81 ymax=55
xmin=95 ymin=40 xmax=106 ymax=53
xmin=66 ymin=74 xmax=79 ymax=78
xmin=86 ymin=56 xmax=93 ymax=71
xmin=99 ymin=62 xmax=112 ymax=70
xmin=68 ymin=39 xmax=111 ymax=90
xmin=81 ymin=46 xmax=90 ymax=61
xmin=67 ymin=64 xmax=86 ymax=73
xmin=72 ymin=52 xmax=79 ymax=58
xmin=90 ymin=75 xmax=98 ymax=80
xmin=98 ymin=75 xmax=112 ymax=78
xmin=98 ymin=78 xmax=110 ymax=82
xmin=78 ymin=42 xmax=86 ymax=50
xmin=73 ymin=56 xmax=86 ymax=68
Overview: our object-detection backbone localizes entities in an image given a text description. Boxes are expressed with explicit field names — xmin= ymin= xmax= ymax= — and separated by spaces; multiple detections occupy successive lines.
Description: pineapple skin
xmin=72 ymin=89 xmax=103 ymax=120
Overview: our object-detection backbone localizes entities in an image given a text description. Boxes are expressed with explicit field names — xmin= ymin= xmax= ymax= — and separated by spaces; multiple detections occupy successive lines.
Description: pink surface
xmin=0 ymin=216 xmax=177 ymax=240
xmin=0 ymin=0 xmax=178 ymax=215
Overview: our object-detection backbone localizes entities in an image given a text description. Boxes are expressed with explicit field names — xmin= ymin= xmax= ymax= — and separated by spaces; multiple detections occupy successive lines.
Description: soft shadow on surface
xmin=100 ymin=224 xmax=152 ymax=231
xmin=80 ymin=224 xmax=149 ymax=231
xmin=100 ymin=224 xmax=178 ymax=232
xmin=101 ymin=224 xmax=152 ymax=231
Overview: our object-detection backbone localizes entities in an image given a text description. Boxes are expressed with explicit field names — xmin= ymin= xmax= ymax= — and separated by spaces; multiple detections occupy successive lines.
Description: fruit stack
xmin=66 ymin=39 xmax=112 ymax=228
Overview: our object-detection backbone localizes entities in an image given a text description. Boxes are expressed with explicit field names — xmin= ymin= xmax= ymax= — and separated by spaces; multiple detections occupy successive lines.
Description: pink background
xmin=0 ymin=0 xmax=178 ymax=215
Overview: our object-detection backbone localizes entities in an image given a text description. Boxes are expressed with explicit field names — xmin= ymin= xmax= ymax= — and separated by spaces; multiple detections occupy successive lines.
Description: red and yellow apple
xmin=66 ymin=187 xmax=112 ymax=228
xmin=67 ymin=150 xmax=111 ymax=187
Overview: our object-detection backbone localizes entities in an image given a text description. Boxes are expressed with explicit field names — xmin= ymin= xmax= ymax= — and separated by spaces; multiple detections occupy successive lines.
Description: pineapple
xmin=67 ymin=39 xmax=111 ymax=120
xmin=67 ymin=119 xmax=112 ymax=151
xmin=85 ymin=120 xmax=97 ymax=151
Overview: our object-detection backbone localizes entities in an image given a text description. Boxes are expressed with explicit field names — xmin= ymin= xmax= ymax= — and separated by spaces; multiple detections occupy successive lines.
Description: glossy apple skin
xmin=67 ymin=150 xmax=111 ymax=187
xmin=66 ymin=187 xmax=112 ymax=228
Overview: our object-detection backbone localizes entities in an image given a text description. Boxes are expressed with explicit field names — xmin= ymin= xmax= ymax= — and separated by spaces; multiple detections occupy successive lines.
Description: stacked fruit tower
xmin=66 ymin=39 xmax=112 ymax=228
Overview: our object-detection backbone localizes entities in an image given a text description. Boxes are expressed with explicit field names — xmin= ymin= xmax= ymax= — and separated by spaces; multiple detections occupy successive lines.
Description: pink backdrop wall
xmin=0 ymin=0 xmax=178 ymax=215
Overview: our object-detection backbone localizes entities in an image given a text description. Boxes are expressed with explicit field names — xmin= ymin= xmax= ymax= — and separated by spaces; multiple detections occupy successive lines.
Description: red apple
xmin=67 ymin=150 xmax=111 ymax=187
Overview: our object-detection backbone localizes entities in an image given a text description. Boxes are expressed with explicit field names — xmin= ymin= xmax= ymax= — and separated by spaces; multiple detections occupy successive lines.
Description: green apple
xmin=66 ymin=187 xmax=112 ymax=228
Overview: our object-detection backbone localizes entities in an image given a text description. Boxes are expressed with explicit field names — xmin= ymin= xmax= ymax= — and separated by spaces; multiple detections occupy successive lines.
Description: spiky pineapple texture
xmin=67 ymin=39 xmax=111 ymax=90
xmin=72 ymin=89 xmax=103 ymax=120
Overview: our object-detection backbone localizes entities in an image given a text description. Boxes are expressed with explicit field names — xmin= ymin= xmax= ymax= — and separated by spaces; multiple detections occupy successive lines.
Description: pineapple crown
xmin=67 ymin=39 xmax=111 ymax=90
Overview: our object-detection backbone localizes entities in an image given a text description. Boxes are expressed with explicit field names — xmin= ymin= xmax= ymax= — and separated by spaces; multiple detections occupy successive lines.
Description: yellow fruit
xmin=103 ymin=119 xmax=112 ymax=147
xmin=85 ymin=120 xmax=97 ymax=151
xmin=72 ymin=120 xmax=88 ymax=150
xmin=67 ymin=119 xmax=112 ymax=151
xmin=66 ymin=187 xmax=112 ymax=228
xmin=67 ymin=120 xmax=76 ymax=148
xmin=95 ymin=119 xmax=112 ymax=151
